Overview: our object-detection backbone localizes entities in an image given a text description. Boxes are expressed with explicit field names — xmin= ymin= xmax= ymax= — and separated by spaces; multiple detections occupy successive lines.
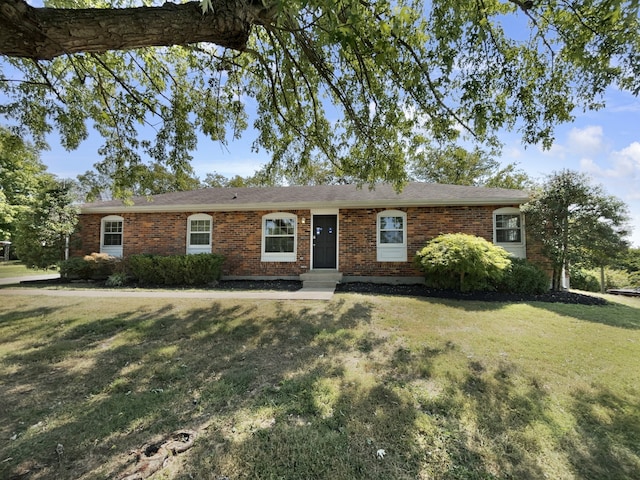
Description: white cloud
xmin=584 ymin=141 xmax=640 ymax=179
xmin=567 ymin=125 xmax=604 ymax=155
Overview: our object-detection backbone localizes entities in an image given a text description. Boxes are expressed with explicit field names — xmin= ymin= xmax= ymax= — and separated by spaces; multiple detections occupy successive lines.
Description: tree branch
xmin=0 ymin=0 xmax=260 ymax=60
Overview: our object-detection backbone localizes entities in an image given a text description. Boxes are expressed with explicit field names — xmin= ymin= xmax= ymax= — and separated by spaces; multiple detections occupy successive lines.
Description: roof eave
xmin=80 ymin=197 xmax=529 ymax=214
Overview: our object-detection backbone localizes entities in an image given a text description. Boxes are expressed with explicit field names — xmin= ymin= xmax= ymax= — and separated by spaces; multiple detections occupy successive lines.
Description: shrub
xmin=105 ymin=272 xmax=129 ymax=288
xmin=60 ymin=253 xmax=120 ymax=280
xmin=414 ymin=233 xmax=511 ymax=292
xmin=126 ymin=253 xmax=225 ymax=286
xmin=498 ymin=258 xmax=549 ymax=294
xmin=569 ymin=267 xmax=600 ymax=292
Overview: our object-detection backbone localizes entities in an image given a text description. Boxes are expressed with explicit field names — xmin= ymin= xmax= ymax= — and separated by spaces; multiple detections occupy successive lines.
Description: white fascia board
xmin=80 ymin=198 xmax=527 ymax=214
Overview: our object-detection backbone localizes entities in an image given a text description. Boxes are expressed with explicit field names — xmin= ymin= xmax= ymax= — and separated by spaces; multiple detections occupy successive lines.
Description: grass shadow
xmin=536 ymin=301 xmax=640 ymax=329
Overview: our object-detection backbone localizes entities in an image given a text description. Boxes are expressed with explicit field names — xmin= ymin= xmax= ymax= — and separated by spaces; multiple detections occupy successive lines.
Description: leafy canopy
xmin=1 ymin=0 xmax=639 ymax=195
xmin=522 ymin=169 xmax=631 ymax=290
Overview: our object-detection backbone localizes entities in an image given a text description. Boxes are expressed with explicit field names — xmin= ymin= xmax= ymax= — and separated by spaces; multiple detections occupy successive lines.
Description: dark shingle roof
xmin=80 ymin=182 xmax=530 ymax=213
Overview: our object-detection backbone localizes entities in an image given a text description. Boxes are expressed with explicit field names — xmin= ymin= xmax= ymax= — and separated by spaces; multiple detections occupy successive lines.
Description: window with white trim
xmin=187 ymin=214 xmax=212 ymax=254
xmin=262 ymin=213 xmax=297 ymax=262
xmin=377 ymin=210 xmax=407 ymax=261
xmin=493 ymin=207 xmax=526 ymax=258
xmin=101 ymin=215 xmax=124 ymax=257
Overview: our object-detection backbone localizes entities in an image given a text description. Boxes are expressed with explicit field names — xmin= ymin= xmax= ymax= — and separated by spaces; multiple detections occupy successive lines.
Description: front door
xmin=312 ymin=215 xmax=337 ymax=269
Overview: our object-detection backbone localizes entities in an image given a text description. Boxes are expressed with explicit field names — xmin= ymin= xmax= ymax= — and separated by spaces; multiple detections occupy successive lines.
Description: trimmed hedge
xmin=60 ymin=253 xmax=120 ymax=280
xmin=126 ymin=253 xmax=225 ymax=286
xmin=498 ymin=258 xmax=550 ymax=294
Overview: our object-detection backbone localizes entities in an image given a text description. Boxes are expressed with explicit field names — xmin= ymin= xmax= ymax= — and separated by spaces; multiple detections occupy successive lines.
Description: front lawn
xmin=0 ymin=292 xmax=638 ymax=479
xmin=0 ymin=261 xmax=36 ymax=279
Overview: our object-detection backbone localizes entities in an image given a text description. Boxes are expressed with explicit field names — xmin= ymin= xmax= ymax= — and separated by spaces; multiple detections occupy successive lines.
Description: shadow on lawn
xmin=537 ymin=301 xmax=640 ymax=329
xmin=1 ymin=298 xmax=639 ymax=479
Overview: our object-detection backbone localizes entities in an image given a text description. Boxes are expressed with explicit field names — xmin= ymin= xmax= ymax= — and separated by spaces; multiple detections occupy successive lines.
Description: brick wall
xmin=73 ymin=204 xmax=535 ymax=278
xmin=339 ymin=205 xmax=498 ymax=278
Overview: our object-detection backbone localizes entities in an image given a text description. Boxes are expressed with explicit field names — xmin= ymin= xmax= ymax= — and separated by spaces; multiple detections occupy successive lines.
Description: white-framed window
xmin=100 ymin=215 xmax=124 ymax=257
xmin=262 ymin=212 xmax=297 ymax=262
xmin=377 ymin=210 xmax=407 ymax=261
xmin=187 ymin=213 xmax=212 ymax=255
xmin=493 ymin=207 xmax=526 ymax=258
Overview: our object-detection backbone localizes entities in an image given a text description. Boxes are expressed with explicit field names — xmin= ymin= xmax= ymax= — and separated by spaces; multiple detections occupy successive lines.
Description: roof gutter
xmin=80 ymin=197 xmax=529 ymax=214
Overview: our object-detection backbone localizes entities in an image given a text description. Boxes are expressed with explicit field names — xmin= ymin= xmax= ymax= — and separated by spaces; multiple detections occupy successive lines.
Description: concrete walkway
xmin=0 ymin=274 xmax=335 ymax=300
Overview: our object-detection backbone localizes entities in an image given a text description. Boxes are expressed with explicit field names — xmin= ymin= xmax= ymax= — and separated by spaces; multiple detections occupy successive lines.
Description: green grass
xmin=0 ymin=291 xmax=639 ymax=479
xmin=0 ymin=261 xmax=36 ymax=278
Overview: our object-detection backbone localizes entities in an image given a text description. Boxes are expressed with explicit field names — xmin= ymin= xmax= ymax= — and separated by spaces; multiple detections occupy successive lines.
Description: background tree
xmin=409 ymin=145 xmax=532 ymax=189
xmin=77 ymin=162 xmax=201 ymax=201
xmin=13 ymin=179 xmax=79 ymax=269
xmin=1 ymin=0 xmax=639 ymax=194
xmin=0 ymin=127 xmax=54 ymax=240
xmin=522 ymin=170 xmax=630 ymax=291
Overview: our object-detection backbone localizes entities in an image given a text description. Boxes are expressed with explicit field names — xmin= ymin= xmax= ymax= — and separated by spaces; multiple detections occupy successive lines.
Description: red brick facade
xmin=73 ymin=204 xmax=531 ymax=279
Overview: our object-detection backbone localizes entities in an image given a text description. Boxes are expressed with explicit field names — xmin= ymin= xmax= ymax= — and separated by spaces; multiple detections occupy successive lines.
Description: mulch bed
xmin=335 ymin=282 xmax=608 ymax=305
xmin=18 ymin=278 xmax=608 ymax=305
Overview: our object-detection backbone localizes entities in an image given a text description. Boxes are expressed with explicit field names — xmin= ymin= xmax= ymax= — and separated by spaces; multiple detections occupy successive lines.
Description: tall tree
xmin=77 ymin=162 xmax=201 ymax=201
xmin=521 ymin=170 xmax=630 ymax=291
xmin=1 ymin=0 xmax=639 ymax=194
xmin=13 ymin=179 xmax=79 ymax=269
xmin=410 ymin=146 xmax=532 ymax=189
xmin=0 ymin=126 xmax=54 ymax=240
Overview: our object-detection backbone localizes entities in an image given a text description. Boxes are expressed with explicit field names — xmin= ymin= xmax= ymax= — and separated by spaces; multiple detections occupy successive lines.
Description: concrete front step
xmin=299 ymin=270 xmax=343 ymax=289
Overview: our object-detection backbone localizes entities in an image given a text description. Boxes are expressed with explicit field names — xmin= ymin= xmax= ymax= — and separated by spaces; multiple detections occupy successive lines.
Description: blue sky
xmin=40 ymin=85 xmax=640 ymax=248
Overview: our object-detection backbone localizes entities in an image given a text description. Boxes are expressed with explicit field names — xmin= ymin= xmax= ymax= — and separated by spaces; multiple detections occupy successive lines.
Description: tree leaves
xmin=1 ymin=0 xmax=639 ymax=194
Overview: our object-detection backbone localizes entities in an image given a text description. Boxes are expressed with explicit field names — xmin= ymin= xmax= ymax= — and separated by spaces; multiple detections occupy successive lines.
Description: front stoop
xmin=299 ymin=270 xmax=343 ymax=290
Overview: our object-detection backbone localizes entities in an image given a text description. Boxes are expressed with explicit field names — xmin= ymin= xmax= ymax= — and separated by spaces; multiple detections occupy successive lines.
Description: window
xmin=101 ymin=215 xmax=124 ymax=257
xmin=493 ymin=207 xmax=525 ymax=258
xmin=377 ymin=210 xmax=407 ymax=261
xmin=262 ymin=213 xmax=297 ymax=262
xmin=495 ymin=214 xmax=522 ymax=243
xmin=187 ymin=214 xmax=212 ymax=254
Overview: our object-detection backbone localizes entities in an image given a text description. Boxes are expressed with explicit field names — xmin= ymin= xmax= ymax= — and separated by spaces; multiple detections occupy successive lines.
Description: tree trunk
xmin=0 ymin=0 xmax=266 ymax=60
xmin=600 ymin=265 xmax=605 ymax=293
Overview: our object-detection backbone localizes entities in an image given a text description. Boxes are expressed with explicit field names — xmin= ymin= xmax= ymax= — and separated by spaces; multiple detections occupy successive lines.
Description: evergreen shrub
xmin=60 ymin=253 xmax=119 ymax=280
xmin=126 ymin=253 xmax=225 ymax=286
xmin=498 ymin=258 xmax=549 ymax=294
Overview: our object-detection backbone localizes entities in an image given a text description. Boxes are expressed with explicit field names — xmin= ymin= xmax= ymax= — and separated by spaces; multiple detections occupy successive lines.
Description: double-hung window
xmin=377 ymin=210 xmax=407 ymax=261
xmin=262 ymin=213 xmax=297 ymax=262
xmin=101 ymin=215 xmax=124 ymax=257
xmin=187 ymin=214 xmax=212 ymax=254
xmin=493 ymin=207 xmax=526 ymax=258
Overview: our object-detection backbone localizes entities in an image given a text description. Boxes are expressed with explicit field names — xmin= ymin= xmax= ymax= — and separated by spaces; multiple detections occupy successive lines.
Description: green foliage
xmin=522 ymin=170 xmax=630 ymax=290
xmin=59 ymin=253 xmax=121 ymax=280
xmin=568 ymin=267 xmax=601 ymax=292
xmin=126 ymin=253 xmax=225 ymax=286
xmin=0 ymin=127 xmax=54 ymax=240
xmin=497 ymin=258 xmax=550 ymax=294
xmin=410 ymin=145 xmax=532 ymax=189
xmin=2 ymin=1 xmax=640 ymax=192
xmin=414 ymin=233 xmax=511 ymax=292
xmin=105 ymin=272 xmax=129 ymax=288
xmin=12 ymin=181 xmax=79 ymax=269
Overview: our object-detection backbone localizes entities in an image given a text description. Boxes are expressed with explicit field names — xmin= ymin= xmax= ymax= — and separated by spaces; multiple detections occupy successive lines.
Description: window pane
xmin=496 ymin=229 xmax=521 ymax=243
xmin=190 ymin=233 xmax=210 ymax=245
xmin=190 ymin=220 xmax=210 ymax=232
xmin=496 ymin=215 xmax=520 ymax=229
xmin=380 ymin=216 xmax=403 ymax=230
xmin=265 ymin=236 xmax=294 ymax=253
xmin=380 ymin=230 xmax=403 ymax=244
xmin=104 ymin=221 xmax=122 ymax=233
xmin=103 ymin=233 xmax=122 ymax=246
xmin=265 ymin=218 xmax=295 ymax=236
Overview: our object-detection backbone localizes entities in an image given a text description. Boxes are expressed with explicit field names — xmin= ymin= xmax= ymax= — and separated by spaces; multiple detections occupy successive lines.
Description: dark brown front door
xmin=312 ymin=215 xmax=337 ymax=269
